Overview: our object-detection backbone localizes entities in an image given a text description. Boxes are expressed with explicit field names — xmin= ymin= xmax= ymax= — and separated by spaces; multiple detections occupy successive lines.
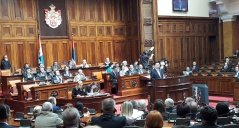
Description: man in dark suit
xmin=110 ymin=67 xmax=119 ymax=94
xmin=36 ymin=67 xmax=48 ymax=80
xmin=51 ymin=70 xmax=63 ymax=84
xmin=190 ymin=61 xmax=199 ymax=72
xmin=22 ymin=63 xmax=33 ymax=74
xmin=0 ymin=104 xmax=13 ymax=128
xmin=23 ymin=68 xmax=35 ymax=81
xmin=221 ymin=62 xmax=231 ymax=72
xmin=51 ymin=61 xmax=61 ymax=71
xmin=125 ymin=65 xmax=137 ymax=75
xmin=1 ymin=55 xmax=11 ymax=70
xmin=191 ymin=106 xmax=220 ymax=128
xmin=234 ymin=50 xmax=239 ymax=57
xmin=62 ymin=66 xmax=71 ymax=77
xmin=137 ymin=64 xmax=147 ymax=74
xmin=91 ymin=98 xmax=127 ymax=128
xmin=232 ymin=66 xmax=239 ymax=77
xmin=150 ymin=62 xmax=163 ymax=81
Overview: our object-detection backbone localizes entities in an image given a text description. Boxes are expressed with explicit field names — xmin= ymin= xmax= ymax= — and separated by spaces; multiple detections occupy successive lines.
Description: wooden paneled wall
xmin=155 ymin=16 xmax=219 ymax=72
xmin=0 ymin=0 xmax=140 ymax=69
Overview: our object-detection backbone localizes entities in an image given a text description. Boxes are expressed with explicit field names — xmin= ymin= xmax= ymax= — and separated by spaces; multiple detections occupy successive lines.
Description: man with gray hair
xmin=35 ymin=102 xmax=63 ymax=127
xmin=187 ymin=101 xmax=198 ymax=120
xmin=62 ymin=107 xmax=80 ymax=128
xmin=164 ymin=98 xmax=176 ymax=113
xmin=91 ymin=98 xmax=127 ymax=128
xmin=47 ymin=96 xmax=61 ymax=113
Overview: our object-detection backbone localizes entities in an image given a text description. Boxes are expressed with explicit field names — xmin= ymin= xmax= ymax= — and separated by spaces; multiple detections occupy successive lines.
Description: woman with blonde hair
xmin=145 ymin=110 xmax=163 ymax=128
xmin=120 ymin=101 xmax=136 ymax=126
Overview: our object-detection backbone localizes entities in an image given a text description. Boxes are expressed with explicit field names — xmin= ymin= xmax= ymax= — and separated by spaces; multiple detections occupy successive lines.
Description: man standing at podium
xmin=150 ymin=62 xmax=163 ymax=80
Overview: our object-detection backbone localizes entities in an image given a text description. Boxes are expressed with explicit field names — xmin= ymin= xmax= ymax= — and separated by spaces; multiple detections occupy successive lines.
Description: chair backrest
xmin=98 ymin=63 xmax=104 ymax=67
xmin=20 ymin=119 xmax=31 ymax=127
xmin=175 ymin=118 xmax=190 ymax=125
xmin=224 ymin=124 xmax=239 ymax=128
xmin=217 ymin=117 xmax=231 ymax=125
xmin=92 ymin=71 xmax=102 ymax=80
xmin=136 ymin=119 xmax=145 ymax=127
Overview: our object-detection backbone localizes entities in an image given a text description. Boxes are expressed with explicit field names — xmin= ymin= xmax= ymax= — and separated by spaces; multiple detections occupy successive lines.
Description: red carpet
xmin=209 ymin=96 xmax=233 ymax=102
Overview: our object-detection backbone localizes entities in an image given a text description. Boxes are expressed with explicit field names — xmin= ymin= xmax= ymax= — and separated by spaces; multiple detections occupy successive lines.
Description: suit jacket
xmin=51 ymin=76 xmax=63 ymax=84
xmin=137 ymin=69 xmax=147 ymax=74
xmin=232 ymin=71 xmax=239 ymax=77
xmin=234 ymin=52 xmax=239 ymax=57
xmin=140 ymin=54 xmax=149 ymax=68
xmin=0 ymin=123 xmax=13 ymax=128
xmin=72 ymin=87 xmax=87 ymax=99
xmin=125 ymin=69 xmax=137 ymax=75
xmin=62 ymin=71 xmax=71 ymax=77
xmin=36 ymin=67 xmax=47 ymax=73
xmin=35 ymin=111 xmax=62 ymax=127
xmin=221 ymin=66 xmax=230 ymax=72
xmin=91 ymin=112 xmax=127 ymax=128
xmin=51 ymin=65 xmax=61 ymax=71
xmin=1 ymin=60 xmax=11 ymax=70
xmin=23 ymin=73 xmax=35 ymax=81
xmin=52 ymin=105 xmax=61 ymax=113
xmin=190 ymin=66 xmax=199 ymax=72
xmin=110 ymin=71 xmax=119 ymax=85
xmin=150 ymin=68 xmax=163 ymax=81
xmin=36 ymin=72 xmax=48 ymax=80
xmin=21 ymin=67 xmax=33 ymax=74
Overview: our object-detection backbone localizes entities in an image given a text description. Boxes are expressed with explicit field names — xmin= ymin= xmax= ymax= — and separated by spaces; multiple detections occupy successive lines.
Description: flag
xmin=38 ymin=34 xmax=44 ymax=65
xmin=72 ymin=35 xmax=76 ymax=62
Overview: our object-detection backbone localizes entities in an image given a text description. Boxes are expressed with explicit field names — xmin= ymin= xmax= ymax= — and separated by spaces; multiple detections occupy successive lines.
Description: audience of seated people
xmin=35 ymin=102 xmax=63 ymax=127
xmin=125 ymin=64 xmax=138 ymax=75
xmin=91 ymin=98 xmax=127 ymax=128
xmin=72 ymin=81 xmax=87 ymax=98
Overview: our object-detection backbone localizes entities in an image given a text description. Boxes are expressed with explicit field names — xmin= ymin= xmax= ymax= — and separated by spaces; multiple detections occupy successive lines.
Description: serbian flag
xmin=72 ymin=35 xmax=76 ymax=62
xmin=38 ymin=34 xmax=44 ymax=65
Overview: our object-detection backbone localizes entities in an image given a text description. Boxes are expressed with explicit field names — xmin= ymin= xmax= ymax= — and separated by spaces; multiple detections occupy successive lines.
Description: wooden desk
xmin=190 ymin=76 xmax=237 ymax=96
xmin=57 ymin=94 xmax=113 ymax=112
xmin=232 ymin=82 xmax=239 ymax=104
xmin=148 ymin=76 xmax=192 ymax=104
xmin=1 ymin=75 xmax=22 ymax=98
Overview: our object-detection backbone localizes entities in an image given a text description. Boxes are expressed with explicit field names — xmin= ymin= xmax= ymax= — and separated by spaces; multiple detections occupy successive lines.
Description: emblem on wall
xmin=44 ymin=4 xmax=62 ymax=28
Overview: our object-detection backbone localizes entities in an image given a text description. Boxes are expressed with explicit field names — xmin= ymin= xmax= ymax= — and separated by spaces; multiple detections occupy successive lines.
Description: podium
xmin=148 ymin=76 xmax=192 ymax=104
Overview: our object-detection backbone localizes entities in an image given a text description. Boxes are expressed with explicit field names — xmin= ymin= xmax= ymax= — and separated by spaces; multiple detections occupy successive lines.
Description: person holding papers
xmin=72 ymin=81 xmax=87 ymax=99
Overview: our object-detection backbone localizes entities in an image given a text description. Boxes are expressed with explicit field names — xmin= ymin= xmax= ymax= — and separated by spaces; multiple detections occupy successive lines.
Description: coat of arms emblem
xmin=44 ymin=4 xmax=62 ymax=28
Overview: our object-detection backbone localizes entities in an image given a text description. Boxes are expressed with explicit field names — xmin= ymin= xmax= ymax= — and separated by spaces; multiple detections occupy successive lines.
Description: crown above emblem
xmin=49 ymin=4 xmax=56 ymax=10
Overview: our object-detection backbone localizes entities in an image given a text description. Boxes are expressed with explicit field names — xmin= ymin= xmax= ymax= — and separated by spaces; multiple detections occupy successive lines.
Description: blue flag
xmin=72 ymin=35 xmax=76 ymax=62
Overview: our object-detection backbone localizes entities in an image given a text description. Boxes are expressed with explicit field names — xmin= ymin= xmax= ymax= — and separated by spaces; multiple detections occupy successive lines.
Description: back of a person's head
xmin=102 ymin=98 xmax=115 ymax=112
xmin=62 ymin=107 xmax=80 ymax=127
xmin=200 ymin=106 xmax=218 ymax=123
xmin=75 ymin=102 xmax=84 ymax=113
xmin=164 ymin=98 xmax=174 ymax=108
xmin=47 ymin=96 xmax=56 ymax=105
xmin=131 ymin=100 xmax=138 ymax=109
xmin=176 ymin=103 xmax=190 ymax=118
xmin=121 ymin=101 xmax=133 ymax=118
xmin=145 ymin=110 xmax=163 ymax=128
xmin=63 ymin=103 xmax=73 ymax=111
xmin=185 ymin=97 xmax=195 ymax=104
xmin=0 ymin=104 xmax=10 ymax=120
xmin=138 ymin=100 xmax=147 ymax=111
xmin=187 ymin=101 xmax=198 ymax=114
xmin=153 ymin=99 xmax=165 ymax=114
xmin=42 ymin=102 xmax=53 ymax=112
xmin=216 ymin=102 xmax=230 ymax=117
xmin=33 ymin=105 xmax=42 ymax=116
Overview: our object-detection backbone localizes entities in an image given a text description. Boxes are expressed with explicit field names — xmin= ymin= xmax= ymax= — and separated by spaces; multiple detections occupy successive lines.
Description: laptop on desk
xmin=14 ymin=112 xmax=25 ymax=121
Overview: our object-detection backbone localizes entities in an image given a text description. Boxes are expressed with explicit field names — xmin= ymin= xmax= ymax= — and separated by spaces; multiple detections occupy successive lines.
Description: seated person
xmin=216 ymin=102 xmax=230 ymax=117
xmin=225 ymin=57 xmax=232 ymax=69
xmin=131 ymin=100 xmax=144 ymax=119
xmin=119 ymin=65 xmax=127 ymax=76
xmin=138 ymin=100 xmax=148 ymax=117
xmin=0 ymin=104 xmax=13 ymax=128
xmin=36 ymin=63 xmax=47 ymax=73
xmin=75 ymin=102 xmax=84 ymax=116
xmin=67 ymin=60 xmax=76 ymax=69
xmin=62 ymin=66 xmax=72 ymax=77
xmin=145 ymin=110 xmax=163 ymax=128
xmin=1 ymin=55 xmax=11 ymax=70
xmin=164 ymin=98 xmax=176 ymax=113
xmin=187 ymin=101 xmax=198 ymax=120
xmin=47 ymin=97 xmax=61 ymax=113
xmin=35 ymin=102 xmax=63 ymax=127
xmin=51 ymin=70 xmax=63 ymax=84
xmin=22 ymin=68 xmax=35 ymax=81
xmin=153 ymin=99 xmax=167 ymax=120
xmin=33 ymin=106 xmax=42 ymax=119
xmin=234 ymin=49 xmax=239 ymax=57
xmin=62 ymin=107 xmax=82 ymax=128
xmin=190 ymin=61 xmax=199 ymax=72
xmin=48 ymin=68 xmax=57 ymax=78
xmin=36 ymin=67 xmax=48 ymax=80
xmin=85 ymin=82 xmax=100 ymax=94
xmin=120 ymin=101 xmax=135 ymax=126
xmin=176 ymin=103 xmax=190 ymax=118
xmin=106 ymin=63 xmax=114 ymax=73
xmin=221 ymin=62 xmax=231 ymax=72
xmin=232 ymin=66 xmax=239 ymax=77
xmin=125 ymin=65 xmax=137 ymax=75
xmin=91 ymin=98 xmax=127 ymax=128
xmin=137 ymin=64 xmax=147 ymax=74
xmin=79 ymin=59 xmax=89 ymax=68
xmin=74 ymin=69 xmax=87 ymax=82
xmin=51 ymin=61 xmax=61 ymax=71
xmin=110 ymin=67 xmax=119 ymax=94
xmin=103 ymin=58 xmax=111 ymax=67
xmin=72 ymin=81 xmax=87 ymax=98
xmin=22 ymin=63 xmax=33 ymax=74
xmin=115 ymin=63 xmax=121 ymax=72
xmin=183 ymin=67 xmax=192 ymax=76
xmin=121 ymin=60 xmax=129 ymax=71
xmin=133 ymin=61 xmax=139 ymax=70
xmin=191 ymin=106 xmax=219 ymax=128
